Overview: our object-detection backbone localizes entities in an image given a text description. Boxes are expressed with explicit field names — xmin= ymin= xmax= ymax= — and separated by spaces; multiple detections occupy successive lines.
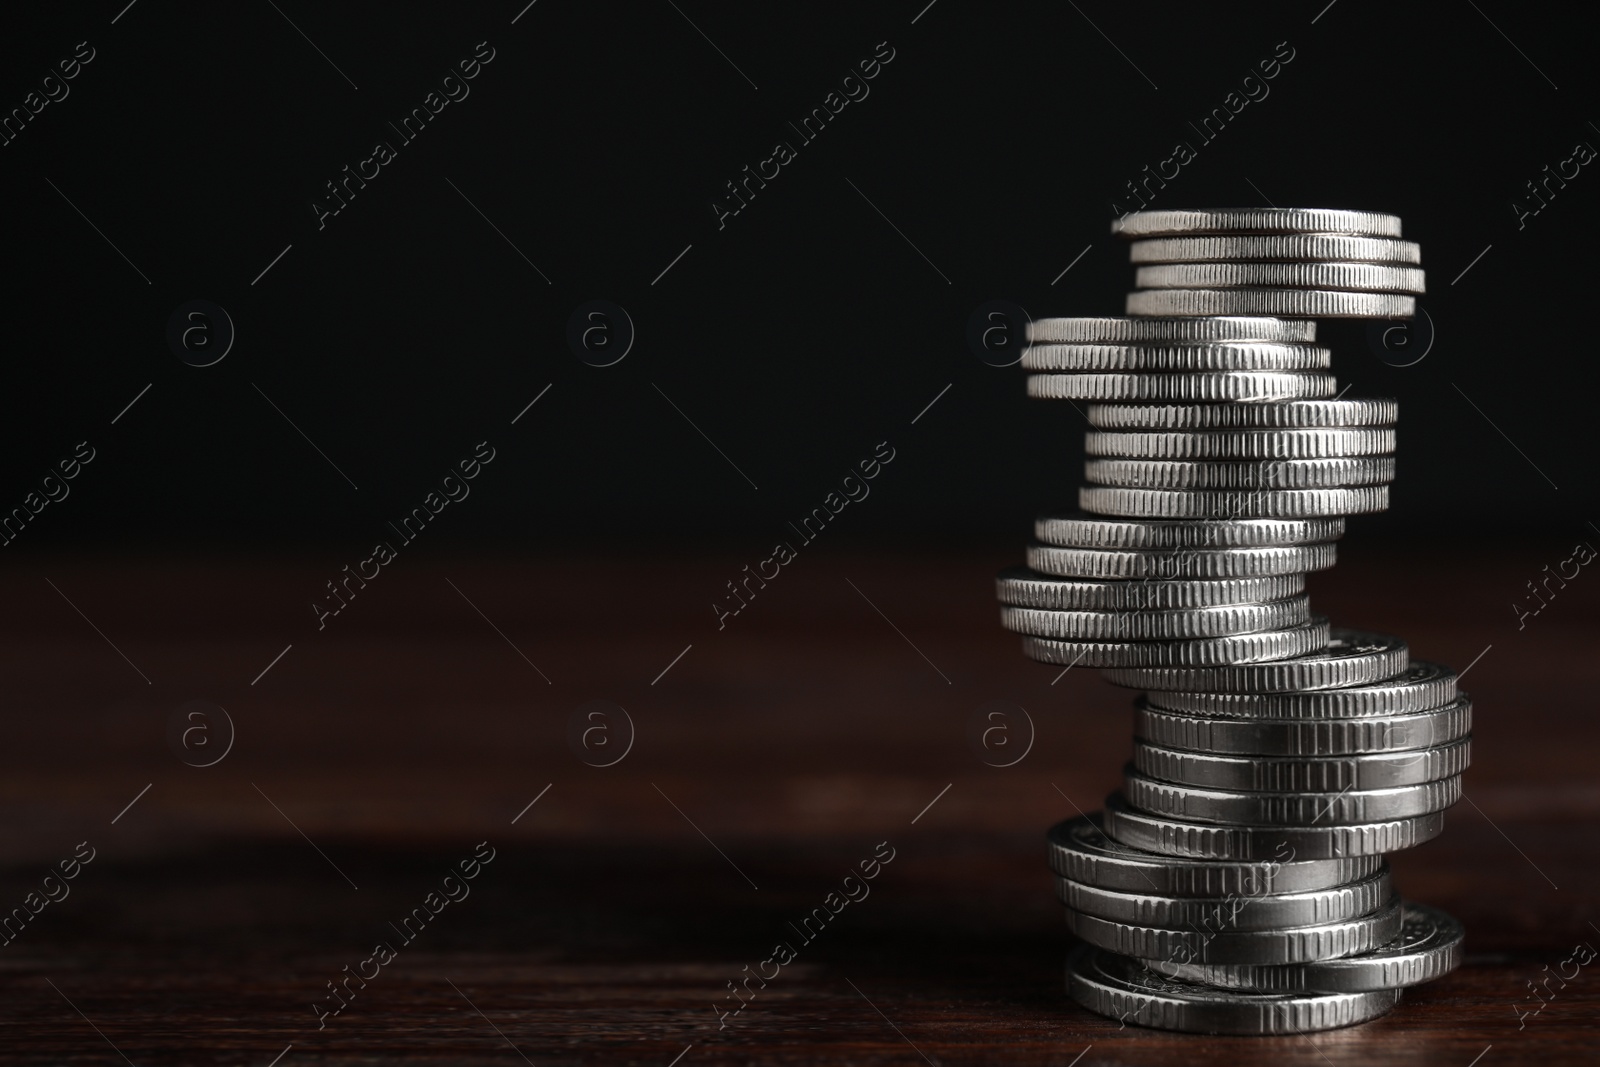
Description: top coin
xmin=1112 ymin=208 xmax=1404 ymax=238
xmin=1129 ymin=235 xmax=1422 ymax=265
xmin=1027 ymin=316 xmax=1315 ymax=345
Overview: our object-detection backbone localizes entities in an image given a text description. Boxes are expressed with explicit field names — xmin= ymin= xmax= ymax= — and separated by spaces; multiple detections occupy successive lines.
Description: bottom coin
xmin=1153 ymin=901 xmax=1464 ymax=993
xmin=1065 ymin=944 xmax=1402 ymax=1034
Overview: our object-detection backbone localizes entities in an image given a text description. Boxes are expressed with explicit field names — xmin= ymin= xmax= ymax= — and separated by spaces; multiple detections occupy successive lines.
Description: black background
xmin=3 ymin=0 xmax=1594 ymax=551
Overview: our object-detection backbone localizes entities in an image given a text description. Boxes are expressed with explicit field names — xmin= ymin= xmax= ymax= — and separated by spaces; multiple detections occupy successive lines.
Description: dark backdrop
xmin=2 ymin=0 xmax=1593 ymax=549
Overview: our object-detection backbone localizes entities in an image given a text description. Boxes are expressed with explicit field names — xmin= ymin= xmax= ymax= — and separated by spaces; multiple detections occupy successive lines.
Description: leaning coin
xmin=996 ymin=567 xmax=1305 ymax=610
xmin=1047 ymin=814 xmax=1382 ymax=895
xmin=1087 ymin=398 xmax=1397 ymax=430
xmin=1035 ymin=515 xmax=1346 ymax=550
xmin=1022 ymin=618 xmax=1329 ymax=669
xmin=1065 ymin=944 xmax=1402 ymax=1034
xmin=1086 ymin=428 xmax=1395 ymax=460
xmin=1065 ymin=895 xmax=1404 ymax=965
xmin=1144 ymin=660 xmax=1459 ymax=718
xmin=1002 ymin=597 xmax=1310 ymax=641
xmin=1102 ymin=792 xmax=1447 ymax=860
xmin=1129 ymin=235 xmax=1422 ymax=265
xmin=1157 ymin=902 xmax=1464 ymax=992
xmin=1127 ymin=289 xmax=1416 ymax=319
xmin=1085 ymin=457 xmax=1395 ymax=490
xmin=1132 ymin=697 xmax=1472 ymax=755
xmin=1104 ymin=629 xmax=1408 ymax=693
xmin=1057 ymin=867 xmax=1391 ymax=930
xmin=1022 ymin=342 xmax=1330 ymax=372
xmin=1027 ymin=315 xmax=1316 ymax=344
xmin=1132 ymin=738 xmax=1472 ymax=791
xmin=1135 ymin=263 xmax=1426 ymax=294
xmin=1080 ymin=485 xmax=1390 ymax=519
xmin=1123 ymin=769 xmax=1464 ymax=826
xmin=1111 ymin=208 xmax=1404 ymax=238
xmin=1029 ymin=371 xmax=1337 ymax=402
xmin=1026 ymin=542 xmax=1335 ymax=579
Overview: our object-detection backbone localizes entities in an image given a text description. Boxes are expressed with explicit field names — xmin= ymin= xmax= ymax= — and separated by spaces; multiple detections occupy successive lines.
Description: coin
xmin=1123 ymin=769 xmax=1464 ymax=825
xmin=1104 ymin=629 xmax=1408 ymax=692
xmin=1129 ymin=235 xmax=1422 ymax=265
xmin=1027 ymin=316 xmax=1316 ymax=344
xmin=1132 ymin=697 xmax=1472 ymax=755
xmin=1065 ymin=944 xmax=1401 ymax=1033
xmin=1022 ymin=342 xmax=1330 ymax=372
xmin=1047 ymin=815 xmax=1382 ymax=896
xmin=1102 ymin=792 xmax=1448 ymax=860
xmin=1065 ymin=895 xmax=1403 ymax=965
xmin=1057 ymin=867 xmax=1392 ymax=930
xmin=1087 ymin=428 xmax=1395 ymax=460
xmin=1111 ymin=208 xmax=1404 ymax=238
xmin=996 ymin=567 xmax=1305 ymax=610
xmin=1022 ymin=617 xmax=1330 ymax=669
xmin=1144 ymin=661 xmax=1459 ymax=719
xmin=1085 ymin=457 xmax=1395 ymax=490
xmin=1132 ymin=738 xmax=1472 ymax=791
xmin=1157 ymin=902 xmax=1465 ymax=992
xmin=1034 ymin=515 xmax=1346 ymax=550
xmin=1135 ymin=263 xmax=1426 ymax=294
xmin=1002 ymin=597 xmax=1311 ymax=641
xmin=1026 ymin=542 xmax=1336 ymax=579
xmin=1086 ymin=399 xmax=1397 ymax=430
xmin=1127 ymin=289 xmax=1416 ymax=319
xmin=1029 ymin=371 xmax=1337 ymax=402
xmin=1079 ymin=485 xmax=1390 ymax=519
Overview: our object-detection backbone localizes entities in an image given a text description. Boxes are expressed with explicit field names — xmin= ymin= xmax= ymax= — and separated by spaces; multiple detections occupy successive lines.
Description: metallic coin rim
xmin=1143 ymin=660 xmax=1460 ymax=718
xmin=1023 ymin=618 xmax=1330 ymax=669
xmin=1086 ymin=399 xmax=1397 ymax=430
xmin=1126 ymin=288 xmax=1417 ymax=320
xmin=1132 ymin=697 xmax=1473 ymax=755
xmin=1022 ymin=342 xmax=1331 ymax=372
xmin=1026 ymin=542 xmax=1336 ymax=580
xmin=996 ymin=567 xmax=1306 ymax=611
xmin=1029 ymin=371 xmax=1338 ymax=402
xmin=1046 ymin=815 xmax=1382 ymax=896
xmin=1056 ymin=867 xmax=1393 ymax=930
xmin=1129 ymin=235 xmax=1422 ymax=265
xmin=1085 ymin=456 xmax=1395 ymax=490
xmin=1086 ymin=428 xmax=1396 ymax=460
xmin=1132 ymin=737 xmax=1473 ymax=791
xmin=1135 ymin=262 xmax=1427 ymax=295
xmin=1123 ymin=769 xmax=1465 ymax=825
xmin=1027 ymin=316 xmax=1317 ymax=344
xmin=1111 ymin=208 xmax=1404 ymax=238
xmin=1034 ymin=515 xmax=1346 ymax=550
xmin=1102 ymin=627 xmax=1407 ymax=691
xmin=1003 ymin=596 xmax=1311 ymax=641
xmin=1065 ymin=944 xmax=1402 ymax=1034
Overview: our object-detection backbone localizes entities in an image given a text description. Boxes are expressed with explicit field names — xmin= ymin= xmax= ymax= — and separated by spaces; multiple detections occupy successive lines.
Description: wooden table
xmin=0 ymin=544 xmax=1593 ymax=1064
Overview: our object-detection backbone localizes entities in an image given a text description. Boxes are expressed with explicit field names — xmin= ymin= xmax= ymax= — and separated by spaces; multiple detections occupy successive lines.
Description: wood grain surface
xmin=0 ymin=542 xmax=1594 ymax=1064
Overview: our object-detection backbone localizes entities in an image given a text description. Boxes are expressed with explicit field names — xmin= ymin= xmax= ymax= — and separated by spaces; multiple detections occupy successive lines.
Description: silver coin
xmin=1080 ymin=485 xmax=1390 ymax=519
xmin=1029 ymin=371 xmax=1337 ymax=402
xmin=1065 ymin=895 xmax=1403 ymax=965
xmin=1158 ymin=902 xmax=1464 ymax=992
xmin=1145 ymin=660 xmax=1459 ymax=719
xmin=1127 ymin=289 xmax=1416 ymax=319
xmin=1022 ymin=342 xmax=1330 ymax=372
xmin=1133 ymin=697 xmax=1472 ymax=756
xmin=1112 ymin=208 xmax=1404 ymax=238
xmin=1057 ymin=867 xmax=1392 ymax=930
xmin=1064 ymin=944 xmax=1402 ymax=1034
xmin=1087 ymin=428 xmax=1395 ymax=460
xmin=1086 ymin=457 xmax=1395 ymax=490
xmin=1135 ymin=263 xmax=1426 ymax=295
xmin=1002 ymin=597 xmax=1311 ymax=641
xmin=1103 ymin=791 xmax=1448 ymax=860
xmin=1087 ymin=398 xmax=1397 ymax=430
xmin=1104 ymin=629 xmax=1408 ymax=693
xmin=1035 ymin=515 xmax=1346 ymax=550
xmin=1133 ymin=738 xmax=1472 ymax=791
xmin=1124 ymin=769 xmax=1463 ymax=826
xmin=1027 ymin=315 xmax=1316 ymax=344
xmin=996 ymin=567 xmax=1305 ymax=610
xmin=1047 ymin=814 xmax=1382 ymax=896
xmin=1023 ymin=617 xmax=1330 ymax=669
xmin=1129 ymin=235 xmax=1422 ymax=265
xmin=1026 ymin=542 xmax=1336 ymax=580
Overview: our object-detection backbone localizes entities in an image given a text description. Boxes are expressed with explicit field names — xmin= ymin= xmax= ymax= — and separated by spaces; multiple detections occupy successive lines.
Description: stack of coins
xmin=1000 ymin=208 xmax=1466 ymax=1034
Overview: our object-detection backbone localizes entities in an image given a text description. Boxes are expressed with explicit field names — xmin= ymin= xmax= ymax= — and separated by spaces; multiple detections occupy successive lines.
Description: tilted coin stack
xmin=999 ymin=209 xmax=1468 ymax=1034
